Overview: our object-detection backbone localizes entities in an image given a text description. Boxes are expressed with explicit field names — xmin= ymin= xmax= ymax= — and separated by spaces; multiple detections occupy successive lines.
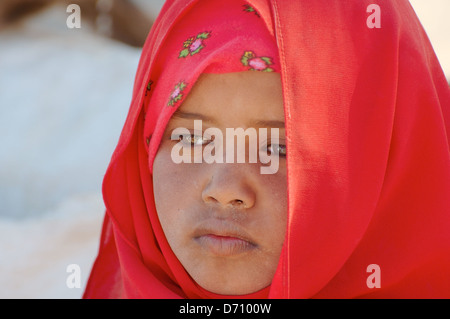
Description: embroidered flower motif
xmin=179 ymin=32 xmax=211 ymax=58
xmin=241 ymin=51 xmax=274 ymax=72
xmin=243 ymin=4 xmax=260 ymax=17
xmin=145 ymin=80 xmax=153 ymax=96
xmin=168 ymin=81 xmax=187 ymax=106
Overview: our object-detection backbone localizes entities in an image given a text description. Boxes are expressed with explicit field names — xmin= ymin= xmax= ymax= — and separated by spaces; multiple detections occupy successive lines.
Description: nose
xmin=201 ymin=163 xmax=256 ymax=209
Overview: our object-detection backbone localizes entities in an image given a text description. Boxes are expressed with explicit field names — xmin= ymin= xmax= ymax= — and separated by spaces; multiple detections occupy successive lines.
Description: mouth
xmin=193 ymin=221 xmax=257 ymax=257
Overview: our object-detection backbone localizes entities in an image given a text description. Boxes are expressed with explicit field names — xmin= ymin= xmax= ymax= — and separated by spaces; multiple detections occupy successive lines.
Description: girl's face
xmin=152 ymin=72 xmax=287 ymax=295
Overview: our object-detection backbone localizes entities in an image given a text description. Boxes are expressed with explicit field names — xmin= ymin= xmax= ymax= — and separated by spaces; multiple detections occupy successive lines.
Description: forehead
xmin=175 ymin=72 xmax=285 ymax=126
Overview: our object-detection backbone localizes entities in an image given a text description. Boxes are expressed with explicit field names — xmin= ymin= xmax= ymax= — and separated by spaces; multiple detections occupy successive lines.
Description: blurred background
xmin=0 ymin=0 xmax=448 ymax=298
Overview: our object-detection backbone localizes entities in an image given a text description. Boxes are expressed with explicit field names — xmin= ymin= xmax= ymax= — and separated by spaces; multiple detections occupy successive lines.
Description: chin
xmin=187 ymin=260 xmax=271 ymax=296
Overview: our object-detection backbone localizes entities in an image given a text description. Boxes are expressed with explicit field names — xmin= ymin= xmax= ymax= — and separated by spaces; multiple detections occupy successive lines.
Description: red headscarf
xmin=84 ymin=0 xmax=450 ymax=298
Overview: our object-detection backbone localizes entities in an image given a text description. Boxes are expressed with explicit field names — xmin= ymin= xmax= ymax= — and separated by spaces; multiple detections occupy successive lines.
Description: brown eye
xmin=266 ymin=144 xmax=287 ymax=157
xmin=181 ymin=134 xmax=213 ymax=146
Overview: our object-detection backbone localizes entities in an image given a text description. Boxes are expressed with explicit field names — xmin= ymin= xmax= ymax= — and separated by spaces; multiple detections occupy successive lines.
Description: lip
xmin=193 ymin=221 xmax=257 ymax=256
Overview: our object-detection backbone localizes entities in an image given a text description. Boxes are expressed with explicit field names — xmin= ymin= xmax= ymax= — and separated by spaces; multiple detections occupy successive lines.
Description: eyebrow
xmin=171 ymin=110 xmax=216 ymax=123
xmin=171 ymin=110 xmax=285 ymax=128
xmin=251 ymin=119 xmax=286 ymax=129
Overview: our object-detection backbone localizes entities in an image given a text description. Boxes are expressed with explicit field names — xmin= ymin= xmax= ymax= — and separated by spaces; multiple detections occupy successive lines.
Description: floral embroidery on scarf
xmin=243 ymin=4 xmax=260 ymax=17
xmin=241 ymin=51 xmax=274 ymax=72
xmin=179 ymin=32 xmax=211 ymax=58
xmin=145 ymin=80 xmax=154 ymax=96
xmin=168 ymin=81 xmax=187 ymax=106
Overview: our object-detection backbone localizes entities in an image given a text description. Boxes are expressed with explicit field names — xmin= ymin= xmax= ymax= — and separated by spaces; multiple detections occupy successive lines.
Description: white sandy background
xmin=0 ymin=1 xmax=448 ymax=299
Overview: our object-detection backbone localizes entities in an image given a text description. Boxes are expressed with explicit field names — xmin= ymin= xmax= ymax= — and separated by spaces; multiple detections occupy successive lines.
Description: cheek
xmin=152 ymin=148 xmax=204 ymax=202
xmin=153 ymin=150 xmax=175 ymax=200
xmin=258 ymin=170 xmax=288 ymax=246
xmin=152 ymin=147 xmax=204 ymax=244
xmin=259 ymin=163 xmax=287 ymax=206
xmin=152 ymin=149 xmax=183 ymax=237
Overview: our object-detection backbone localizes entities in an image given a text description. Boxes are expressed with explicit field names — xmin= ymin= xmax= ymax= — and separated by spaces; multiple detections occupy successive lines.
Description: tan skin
xmin=152 ymin=71 xmax=287 ymax=295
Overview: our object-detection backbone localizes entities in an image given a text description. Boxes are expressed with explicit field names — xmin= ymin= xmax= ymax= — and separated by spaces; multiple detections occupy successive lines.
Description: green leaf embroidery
xmin=145 ymin=80 xmax=154 ymax=96
xmin=173 ymin=94 xmax=183 ymax=102
xmin=261 ymin=57 xmax=273 ymax=65
xmin=197 ymin=32 xmax=211 ymax=39
xmin=243 ymin=4 xmax=255 ymax=12
xmin=241 ymin=51 xmax=256 ymax=66
xmin=243 ymin=4 xmax=260 ymax=17
xmin=179 ymin=48 xmax=190 ymax=58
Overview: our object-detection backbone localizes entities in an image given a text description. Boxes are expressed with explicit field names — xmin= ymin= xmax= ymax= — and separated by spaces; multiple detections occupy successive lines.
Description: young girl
xmin=84 ymin=0 xmax=450 ymax=298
